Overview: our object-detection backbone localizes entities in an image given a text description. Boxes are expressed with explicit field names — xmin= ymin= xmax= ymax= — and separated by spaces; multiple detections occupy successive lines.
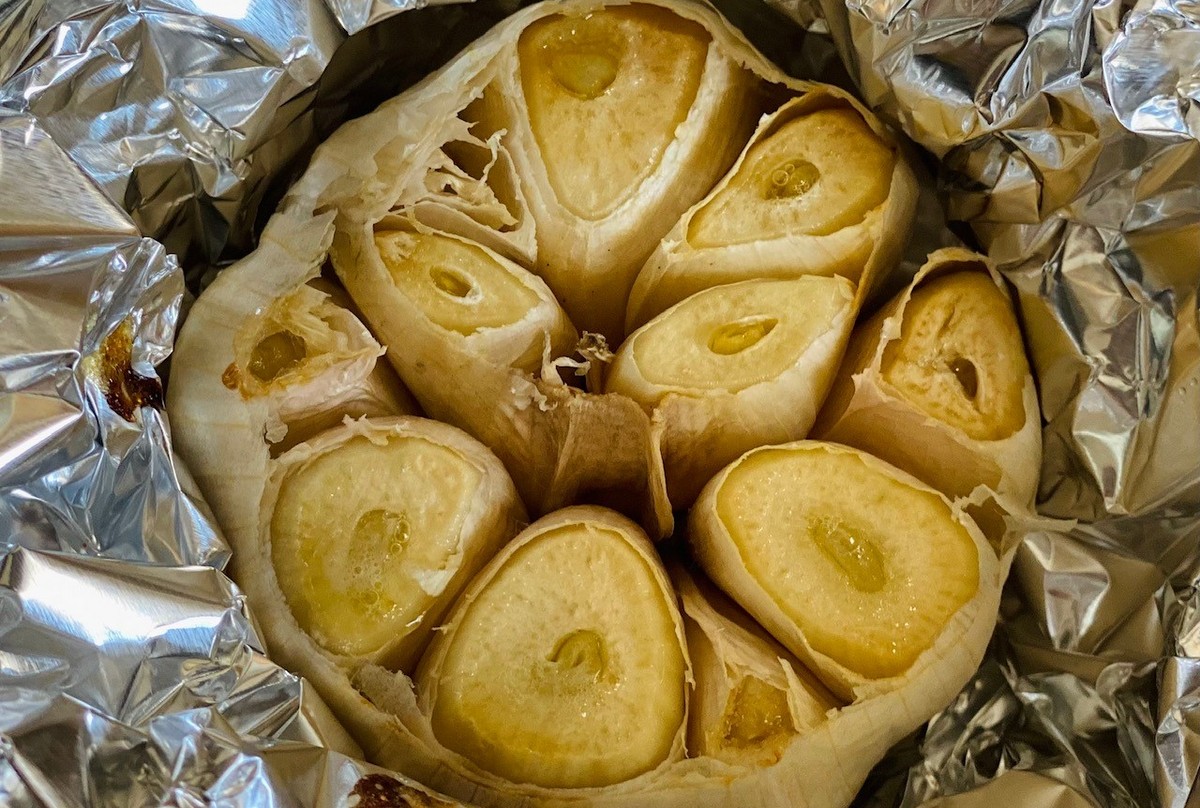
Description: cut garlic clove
xmin=265 ymin=417 xmax=524 ymax=671
xmin=881 ymin=272 xmax=1029 ymax=440
xmin=374 ymin=227 xmax=575 ymax=373
xmin=416 ymin=506 xmax=688 ymax=789
xmin=673 ymin=564 xmax=840 ymax=767
xmin=626 ymin=95 xmax=919 ymax=332
xmin=519 ymin=6 xmax=709 ymax=220
xmin=688 ymin=108 xmax=893 ymax=246
xmin=476 ymin=3 xmax=761 ymax=342
xmin=606 ymin=276 xmax=855 ymax=506
xmin=814 ymin=248 xmax=1042 ymax=506
xmin=690 ymin=441 xmax=988 ymax=701
xmin=226 ymin=281 xmax=418 ymax=448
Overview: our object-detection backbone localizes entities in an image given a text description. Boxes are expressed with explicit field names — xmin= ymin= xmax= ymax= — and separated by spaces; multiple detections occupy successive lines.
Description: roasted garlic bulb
xmin=164 ymin=2 xmax=1015 ymax=808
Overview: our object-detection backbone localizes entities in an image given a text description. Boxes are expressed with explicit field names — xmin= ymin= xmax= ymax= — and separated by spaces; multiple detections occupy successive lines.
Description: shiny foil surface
xmin=0 ymin=0 xmax=1196 ymax=806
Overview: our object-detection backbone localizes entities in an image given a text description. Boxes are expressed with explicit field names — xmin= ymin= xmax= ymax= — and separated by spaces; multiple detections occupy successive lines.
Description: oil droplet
xmin=353 ymin=509 xmax=410 ymax=559
xmin=761 ymin=158 xmax=820 ymax=200
xmin=810 ymin=517 xmax=888 ymax=593
xmin=549 ymin=50 xmax=619 ymax=98
xmin=547 ymin=629 xmax=607 ymax=679
xmin=708 ymin=317 xmax=778 ymax=355
xmin=430 ymin=267 xmax=475 ymax=299
xmin=719 ymin=676 xmax=794 ymax=749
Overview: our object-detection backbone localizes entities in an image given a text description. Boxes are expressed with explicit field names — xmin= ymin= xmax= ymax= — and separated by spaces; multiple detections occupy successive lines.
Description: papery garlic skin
xmin=626 ymin=92 xmax=919 ymax=333
xmin=606 ymin=275 xmax=855 ymax=506
xmin=814 ymin=248 xmax=1042 ymax=507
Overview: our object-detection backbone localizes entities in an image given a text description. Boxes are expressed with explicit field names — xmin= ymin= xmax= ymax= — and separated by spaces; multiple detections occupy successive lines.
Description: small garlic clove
xmin=607 ymin=276 xmax=855 ymax=506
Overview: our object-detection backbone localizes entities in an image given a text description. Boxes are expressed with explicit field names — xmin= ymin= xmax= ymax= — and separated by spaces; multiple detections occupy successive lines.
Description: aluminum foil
xmin=0 ymin=0 xmax=1197 ymax=806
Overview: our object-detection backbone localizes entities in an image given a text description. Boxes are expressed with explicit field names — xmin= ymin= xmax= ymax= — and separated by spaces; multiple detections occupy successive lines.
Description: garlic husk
xmin=393 ymin=108 xmax=539 ymax=271
xmin=167 ymin=214 xmax=417 ymax=592
xmin=260 ymin=416 xmax=526 ymax=673
xmin=671 ymin=563 xmax=841 ymax=767
xmin=470 ymin=3 xmax=763 ymax=342
xmin=606 ymin=275 xmax=856 ymax=507
xmin=689 ymin=440 xmax=1001 ymax=705
xmin=332 ymin=218 xmax=673 ymax=537
xmin=813 ymin=247 xmax=1042 ymax=507
xmin=625 ymin=90 xmax=919 ymax=332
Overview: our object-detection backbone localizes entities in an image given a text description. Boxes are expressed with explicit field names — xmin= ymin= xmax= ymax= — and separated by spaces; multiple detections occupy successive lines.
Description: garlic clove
xmin=607 ymin=276 xmax=855 ymax=506
xmin=266 ymin=417 xmax=523 ymax=671
xmin=691 ymin=441 xmax=989 ymax=701
xmin=814 ymin=248 xmax=1042 ymax=506
xmin=417 ymin=506 xmax=688 ymax=788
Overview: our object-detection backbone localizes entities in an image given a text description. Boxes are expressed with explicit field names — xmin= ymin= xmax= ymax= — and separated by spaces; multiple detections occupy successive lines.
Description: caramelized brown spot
xmin=221 ymin=363 xmax=241 ymax=390
xmin=349 ymin=774 xmax=452 ymax=807
xmin=91 ymin=320 xmax=164 ymax=422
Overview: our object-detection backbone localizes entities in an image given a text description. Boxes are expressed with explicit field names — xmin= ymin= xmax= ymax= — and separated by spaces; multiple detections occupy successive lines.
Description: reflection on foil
xmin=0 ymin=547 xmax=354 ymax=801
xmin=0 ymin=0 xmax=341 ymax=269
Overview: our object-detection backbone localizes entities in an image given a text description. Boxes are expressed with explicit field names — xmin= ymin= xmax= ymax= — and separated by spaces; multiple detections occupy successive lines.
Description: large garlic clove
xmin=673 ymin=564 xmax=840 ymax=767
xmin=518 ymin=5 xmax=709 ymax=221
xmin=416 ymin=507 xmax=688 ymax=789
xmin=606 ymin=276 xmax=855 ymax=506
xmin=626 ymin=94 xmax=919 ymax=332
xmin=335 ymin=220 xmax=672 ymax=537
xmin=814 ymin=248 xmax=1042 ymax=506
xmin=476 ymin=3 xmax=761 ymax=342
xmin=690 ymin=441 xmax=987 ymax=701
xmin=687 ymin=108 xmax=893 ymax=246
xmin=265 ymin=417 xmax=524 ymax=671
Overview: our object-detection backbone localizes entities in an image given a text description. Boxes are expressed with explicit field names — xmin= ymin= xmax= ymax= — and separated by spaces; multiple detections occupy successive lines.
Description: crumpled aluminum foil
xmin=0 ymin=0 xmax=1197 ymax=805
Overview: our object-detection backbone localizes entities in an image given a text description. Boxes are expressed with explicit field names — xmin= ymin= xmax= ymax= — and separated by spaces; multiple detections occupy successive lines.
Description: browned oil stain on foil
xmin=349 ymin=774 xmax=454 ymax=807
xmin=92 ymin=319 xmax=164 ymax=421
